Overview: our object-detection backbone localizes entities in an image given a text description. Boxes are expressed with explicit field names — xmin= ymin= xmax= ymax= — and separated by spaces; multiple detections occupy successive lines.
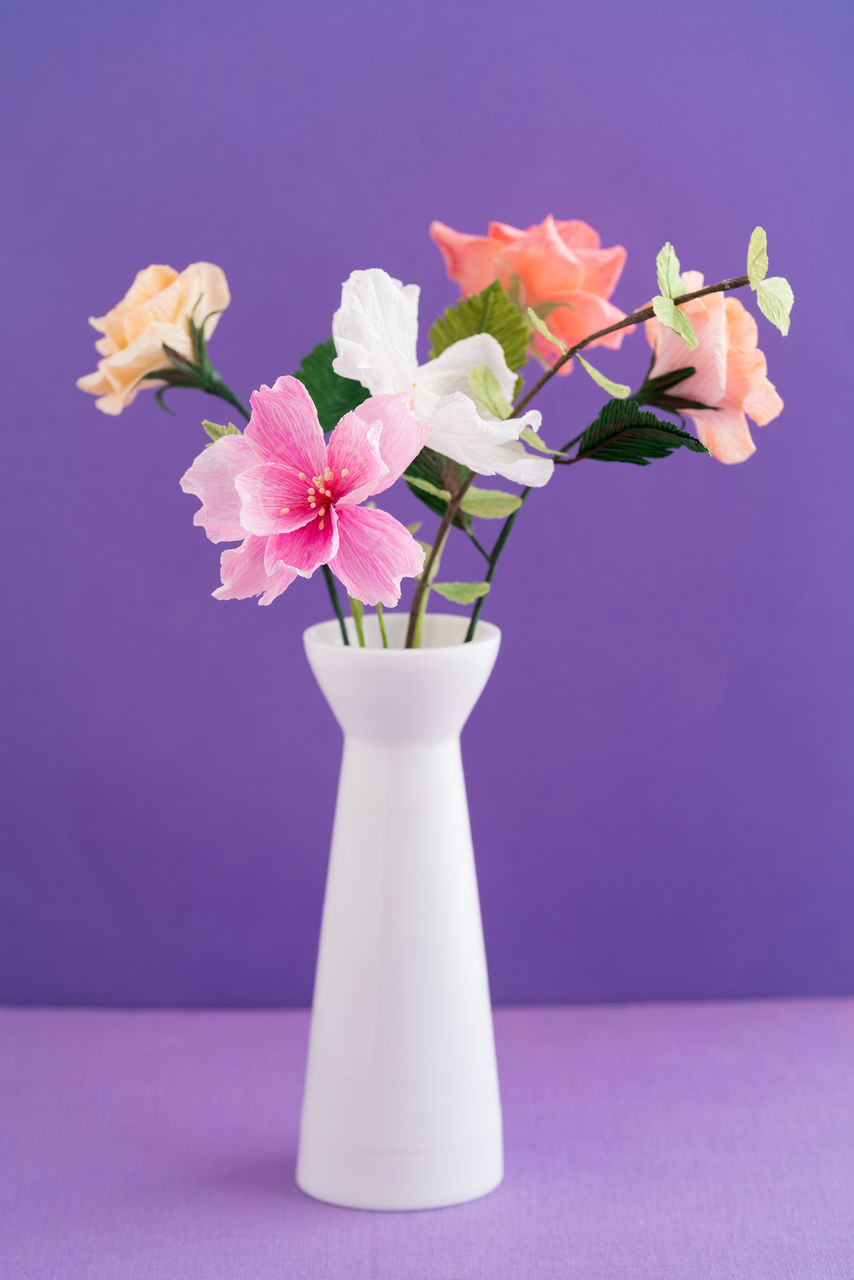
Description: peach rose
xmin=644 ymin=271 xmax=783 ymax=464
xmin=430 ymin=215 xmax=630 ymax=372
xmin=77 ymin=262 xmax=230 ymax=415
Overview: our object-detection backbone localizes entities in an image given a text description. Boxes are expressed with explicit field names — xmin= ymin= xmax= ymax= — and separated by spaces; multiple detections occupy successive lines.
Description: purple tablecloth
xmin=1 ymin=1002 xmax=852 ymax=1278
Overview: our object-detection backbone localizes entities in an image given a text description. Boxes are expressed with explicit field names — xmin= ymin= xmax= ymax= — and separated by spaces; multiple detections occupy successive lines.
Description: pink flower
xmin=180 ymin=377 xmax=428 ymax=606
xmin=430 ymin=216 xmax=631 ymax=373
xmin=644 ymin=271 xmax=784 ymax=464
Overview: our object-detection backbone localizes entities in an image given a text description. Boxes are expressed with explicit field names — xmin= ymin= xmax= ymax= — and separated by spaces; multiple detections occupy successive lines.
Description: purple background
xmin=2 ymin=0 xmax=851 ymax=1007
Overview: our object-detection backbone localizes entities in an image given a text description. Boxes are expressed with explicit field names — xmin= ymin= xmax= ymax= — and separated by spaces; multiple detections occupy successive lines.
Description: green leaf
xmin=467 ymin=365 xmax=513 ymax=419
xmin=459 ymin=487 xmax=523 ymax=518
xmin=161 ymin=343 xmax=197 ymax=373
xmin=656 ymin=242 xmax=683 ymax=299
xmin=294 ymin=338 xmax=370 ymax=431
xmin=747 ymin=226 xmax=769 ymax=288
xmin=755 ymin=276 xmax=794 ymax=337
xmin=527 ymin=307 xmax=567 ymax=353
xmin=429 ymin=280 xmax=529 ymax=372
xmin=519 ymin=425 xmax=565 ymax=457
xmin=574 ymin=398 xmax=709 ymax=466
xmin=651 ymin=295 xmax=698 ymax=349
xmin=406 ymin=521 xmax=423 ymax=536
xmin=431 ymin=581 xmax=491 ymax=605
xmin=404 ymin=474 xmax=450 ymax=501
xmin=405 ymin=448 xmax=473 ymax=532
xmin=641 ymin=367 xmax=696 ymax=397
xmin=575 ymin=353 xmax=632 ymax=399
xmin=202 ymin=419 xmax=242 ymax=446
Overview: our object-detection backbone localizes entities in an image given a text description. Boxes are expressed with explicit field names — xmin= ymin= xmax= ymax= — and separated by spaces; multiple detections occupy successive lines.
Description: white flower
xmin=332 ymin=269 xmax=553 ymax=487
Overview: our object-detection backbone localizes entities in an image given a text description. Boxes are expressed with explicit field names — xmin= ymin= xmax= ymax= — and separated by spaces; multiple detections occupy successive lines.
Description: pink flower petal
xmin=214 ymin=536 xmax=296 ymax=605
xmin=487 ymin=221 xmax=526 ymax=245
xmin=179 ymin=434 xmax=259 ymax=543
xmin=328 ymin=506 xmax=425 ymax=607
xmin=342 ymin=394 xmax=428 ymax=497
xmin=574 ymin=244 xmax=627 ymax=299
xmin=235 ymin=463 xmax=320 ymax=537
xmin=499 ymin=215 xmax=584 ymax=300
xmin=264 ymin=509 xmax=339 ymax=577
xmin=553 ymin=219 xmax=602 ymax=250
xmin=245 ymin=376 xmax=327 ymax=477
xmin=429 ymin=221 xmax=506 ymax=296
xmin=689 ymin=408 xmax=757 ymax=465
xmin=645 ymin=279 xmax=729 ymax=409
xmin=325 ymin=410 xmax=387 ymax=507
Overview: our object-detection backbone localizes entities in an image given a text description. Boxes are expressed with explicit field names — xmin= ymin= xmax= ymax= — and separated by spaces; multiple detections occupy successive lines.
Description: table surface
xmin=1 ymin=1001 xmax=852 ymax=1279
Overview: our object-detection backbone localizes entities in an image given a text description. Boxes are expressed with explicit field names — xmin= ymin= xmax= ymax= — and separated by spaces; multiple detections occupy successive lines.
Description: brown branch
xmin=404 ymin=472 xmax=476 ymax=648
xmin=512 ymin=276 xmax=750 ymax=416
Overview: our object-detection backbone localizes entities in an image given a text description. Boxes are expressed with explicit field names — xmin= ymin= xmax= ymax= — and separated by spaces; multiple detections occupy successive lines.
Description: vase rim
xmin=304 ymin=613 xmax=500 ymax=655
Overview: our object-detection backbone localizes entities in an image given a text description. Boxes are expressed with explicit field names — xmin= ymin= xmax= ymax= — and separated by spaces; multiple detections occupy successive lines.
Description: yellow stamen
xmin=324 ymin=467 xmax=333 ymax=482
xmin=280 ymin=507 xmax=290 ymax=514
xmin=341 ymin=468 xmax=349 ymax=477
xmin=298 ymin=472 xmax=307 ymax=481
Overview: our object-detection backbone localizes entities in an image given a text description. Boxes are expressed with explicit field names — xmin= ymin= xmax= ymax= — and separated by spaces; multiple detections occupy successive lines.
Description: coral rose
xmin=77 ymin=262 xmax=230 ymax=415
xmin=644 ymin=271 xmax=783 ymax=464
xmin=430 ymin=216 xmax=630 ymax=373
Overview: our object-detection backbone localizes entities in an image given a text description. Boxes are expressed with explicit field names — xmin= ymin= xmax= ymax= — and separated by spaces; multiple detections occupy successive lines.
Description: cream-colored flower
xmin=77 ymin=262 xmax=230 ymax=415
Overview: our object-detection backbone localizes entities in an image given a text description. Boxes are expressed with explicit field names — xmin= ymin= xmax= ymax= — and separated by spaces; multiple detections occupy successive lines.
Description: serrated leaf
xmin=431 ymin=581 xmax=491 ymax=605
xmin=405 ymin=448 xmax=472 ymax=532
xmin=574 ymin=398 xmax=709 ymax=466
xmin=519 ymin=425 xmax=565 ymax=457
xmin=651 ymin=296 xmax=698 ymax=350
xmin=429 ymin=280 xmax=529 ymax=372
xmin=459 ymin=487 xmax=523 ymax=518
xmin=202 ymin=419 xmax=242 ymax=446
xmin=747 ymin=227 xmax=769 ymax=288
xmin=294 ymin=338 xmax=370 ymax=431
xmin=527 ymin=307 xmax=567 ymax=353
xmin=656 ymin=242 xmax=683 ymax=299
xmin=575 ymin=353 xmax=632 ymax=399
xmin=468 ymin=365 xmax=513 ymax=419
xmin=755 ymin=277 xmax=793 ymax=337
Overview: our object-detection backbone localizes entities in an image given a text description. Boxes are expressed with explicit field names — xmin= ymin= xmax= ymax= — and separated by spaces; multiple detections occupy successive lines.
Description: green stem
xmin=376 ymin=602 xmax=389 ymax=649
xmin=409 ymin=520 xmax=454 ymax=648
xmin=205 ymin=370 xmax=252 ymax=423
xmin=349 ymin=595 xmax=366 ymax=648
xmin=468 ymin=531 xmax=491 ymax=560
xmin=325 ymin=567 xmax=350 ymax=644
xmin=464 ymin=491 xmax=530 ymax=641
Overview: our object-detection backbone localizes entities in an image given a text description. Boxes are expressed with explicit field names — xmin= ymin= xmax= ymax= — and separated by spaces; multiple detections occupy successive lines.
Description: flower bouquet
xmin=78 ymin=217 xmax=793 ymax=1210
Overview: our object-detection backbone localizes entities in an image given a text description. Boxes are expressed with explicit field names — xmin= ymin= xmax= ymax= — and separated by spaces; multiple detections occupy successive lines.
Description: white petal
xmin=415 ymin=333 xmax=517 ymax=410
xmin=463 ymin=439 xmax=554 ymax=487
xmin=425 ymin=394 xmax=552 ymax=486
xmin=332 ymin=268 xmax=419 ymax=396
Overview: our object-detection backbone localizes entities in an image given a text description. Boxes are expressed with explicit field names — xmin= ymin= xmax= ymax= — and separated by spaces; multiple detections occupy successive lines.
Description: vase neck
xmin=304 ymin=618 xmax=501 ymax=747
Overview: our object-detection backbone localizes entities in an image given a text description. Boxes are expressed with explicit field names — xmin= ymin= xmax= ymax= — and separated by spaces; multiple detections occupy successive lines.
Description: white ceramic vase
xmin=296 ymin=612 xmax=503 ymax=1211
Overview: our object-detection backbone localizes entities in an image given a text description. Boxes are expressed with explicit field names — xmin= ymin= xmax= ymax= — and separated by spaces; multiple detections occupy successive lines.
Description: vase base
xmin=295 ymin=1136 xmax=503 ymax=1211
